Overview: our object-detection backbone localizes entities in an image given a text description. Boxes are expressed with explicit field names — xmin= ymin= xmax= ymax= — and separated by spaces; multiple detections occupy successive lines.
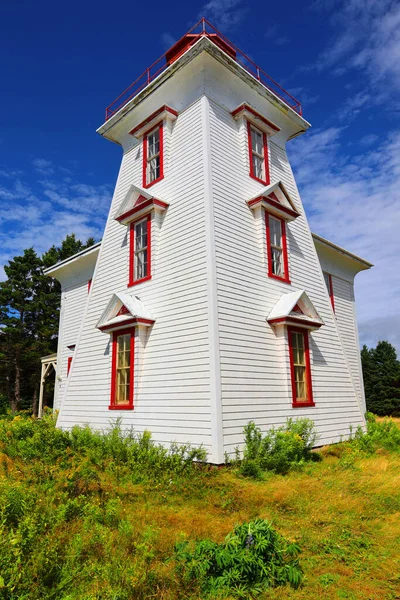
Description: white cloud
xmin=264 ymin=22 xmax=289 ymax=46
xmin=312 ymin=0 xmax=400 ymax=94
xmin=289 ymin=127 xmax=400 ymax=353
xmin=0 ymin=163 xmax=111 ymax=280
xmin=198 ymin=0 xmax=245 ymax=32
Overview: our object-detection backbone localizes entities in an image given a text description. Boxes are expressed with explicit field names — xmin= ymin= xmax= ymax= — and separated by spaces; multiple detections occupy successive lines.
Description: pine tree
xmin=0 ymin=236 xmax=96 ymax=413
xmin=361 ymin=341 xmax=400 ymax=416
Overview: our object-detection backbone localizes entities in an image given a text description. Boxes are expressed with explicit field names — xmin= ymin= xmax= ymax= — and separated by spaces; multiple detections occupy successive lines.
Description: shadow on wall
xmin=311 ymin=337 xmax=328 ymax=365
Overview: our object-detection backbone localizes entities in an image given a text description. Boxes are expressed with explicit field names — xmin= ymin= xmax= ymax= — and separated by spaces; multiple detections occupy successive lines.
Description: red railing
xmin=105 ymin=18 xmax=302 ymax=121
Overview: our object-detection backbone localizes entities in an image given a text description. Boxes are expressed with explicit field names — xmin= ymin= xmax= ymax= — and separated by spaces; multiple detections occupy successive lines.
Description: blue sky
xmin=1 ymin=0 xmax=399 ymax=352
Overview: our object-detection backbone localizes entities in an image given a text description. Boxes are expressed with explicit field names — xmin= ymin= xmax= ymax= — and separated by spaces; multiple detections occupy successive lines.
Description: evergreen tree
xmin=361 ymin=341 xmax=400 ymax=416
xmin=0 ymin=236 xmax=96 ymax=414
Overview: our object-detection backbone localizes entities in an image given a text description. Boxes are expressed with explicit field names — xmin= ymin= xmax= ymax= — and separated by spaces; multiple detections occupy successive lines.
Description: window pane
xmin=291 ymin=332 xmax=308 ymax=402
xmin=251 ymin=128 xmax=263 ymax=154
xmin=271 ymin=248 xmax=283 ymax=276
xmin=115 ymin=333 xmax=132 ymax=405
xmin=270 ymin=217 xmax=282 ymax=247
xmin=252 ymin=155 xmax=264 ymax=179
xmin=148 ymin=129 xmax=159 ymax=157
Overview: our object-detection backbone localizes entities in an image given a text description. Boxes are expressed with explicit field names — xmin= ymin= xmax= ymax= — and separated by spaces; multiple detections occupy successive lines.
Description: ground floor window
xmin=109 ymin=329 xmax=134 ymax=409
xmin=288 ymin=327 xmax=314 ymax=407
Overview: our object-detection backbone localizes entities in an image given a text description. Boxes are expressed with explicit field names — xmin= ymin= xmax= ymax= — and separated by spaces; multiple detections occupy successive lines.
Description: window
xmin=129 ymin=215 xmax=151 ymax=286
xmin=288 ymin=327 xmax=314 ymax=407
xmin=109 ymin=329 xmax=134 ymax=410
xmin=67 ymin=356 xmax=72 ymax=376
xmin=266 ymin=213 xmax=290 ymax=283
xmin=88 ymin=279 xmax=92 ymax=293
xmin=323 ymin=272 xmax=335 ymax=312
xmin=143 ymin=123 xmax=163 ymax=188
xmin=247 ymin=121 xmax=269 ymax=185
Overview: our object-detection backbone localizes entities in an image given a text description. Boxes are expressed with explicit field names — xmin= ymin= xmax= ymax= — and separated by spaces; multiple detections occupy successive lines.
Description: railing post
xmin=202 ymin=17 xmax=206 ymax=33
xmin=257 ymin=67 xmax=260 ymax=81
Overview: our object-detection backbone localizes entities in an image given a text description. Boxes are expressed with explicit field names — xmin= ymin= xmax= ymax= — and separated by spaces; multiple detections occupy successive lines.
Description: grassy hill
xmin=0 ymin=413 xmax=399 ymax=599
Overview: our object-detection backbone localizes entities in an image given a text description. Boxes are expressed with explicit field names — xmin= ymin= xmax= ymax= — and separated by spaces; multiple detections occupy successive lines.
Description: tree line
xmin=361 ymin=341 xmax=400 ymax=416
xmin=0 ymin=235 xmax=95 ymax=415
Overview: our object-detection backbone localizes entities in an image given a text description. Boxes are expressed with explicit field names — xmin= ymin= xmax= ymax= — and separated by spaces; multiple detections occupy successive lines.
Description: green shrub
xmin=236 ymin=419 xmax=318 ymax=477
xmin=174 ymin=518 xmax=303 ymax=597
xmin=351 ymin=412 xmax=400 ymax=454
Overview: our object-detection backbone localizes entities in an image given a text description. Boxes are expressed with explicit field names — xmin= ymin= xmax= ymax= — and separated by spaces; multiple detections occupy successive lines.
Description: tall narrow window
xmin=110 ymin=329 xmax=134 ymax=409
xmin=323 ymin=272 xmax=335 ymax=312
xmin=266 ymin=213 xmax=290 ymax=283
xmin=67 ymin=356 xmax=72 ymax=376
xmin=129 ymin=215 xmax=151 ymax=286
xmin=143 ymin=123 xmax=164 ymax=188
xmin=288 ymin=328 xmax=314 ymax=407
xmin=247 ymin=122 xmax=269 ymax=185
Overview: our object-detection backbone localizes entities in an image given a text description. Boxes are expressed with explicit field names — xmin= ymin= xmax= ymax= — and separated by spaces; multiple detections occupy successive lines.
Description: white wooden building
xmin=45 ymin=21 xmax=372 ymax=463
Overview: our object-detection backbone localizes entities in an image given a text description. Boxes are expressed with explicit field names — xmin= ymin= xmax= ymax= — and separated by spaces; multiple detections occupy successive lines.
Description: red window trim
xmin=265 ymin=211 xmax=290 ymax=284
xmin=88 ymin=279 xmax=92 ymax=293
xmin=142 ymin=121 xmax=164 ymax=189
xmin=109 ymin=328 xmax=135 ymax=410
xmin=128 ymin=214 xmax=152 ymax=288
xmin=67 ymin=356 xmax=72 ymax=376
xmin=247 ymin=120 xmax=270 ymax=186
xmin=288 ymin=327 xmax=315 ymax=408
xmin=325 ymin=272 xmax=335 ymax=312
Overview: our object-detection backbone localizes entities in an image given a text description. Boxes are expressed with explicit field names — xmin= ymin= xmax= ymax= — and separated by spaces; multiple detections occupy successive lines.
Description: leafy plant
xmin=350 ymin=412 xmax=400 ymax=454
xmin=174 ymin=518 xmax=303 ymax=598
xmin=235 ymin=419 xmax=318 ymax=477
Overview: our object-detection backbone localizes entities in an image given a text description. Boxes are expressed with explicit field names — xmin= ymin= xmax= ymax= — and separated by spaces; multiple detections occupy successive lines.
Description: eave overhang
xmin=96 ymin=292 xmax=155 ymax=334
xmin=115 ymin=184 xmax=169 ymax=226
xmin=231 ymin=102 xmax=280 ymax=136
xmin=267 ymin=290 xmax=324 ymax=332
xmin=247 ymin=181 xmax=300 ymax=222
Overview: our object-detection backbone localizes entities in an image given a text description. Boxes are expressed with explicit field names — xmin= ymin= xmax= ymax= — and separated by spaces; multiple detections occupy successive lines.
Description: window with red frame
xmin=266 ymin=213 xmax=290 ymax=283
xmin=129 ymin=215 xmax=151 ymax=286
xmin=143 ymin=123 xmax=163 ymax=188
xmin=109 ymin=329 xmax=134 ymax=410
xmin=288 ymin=328 xmax=314 ymax=407
xmin=67 ymin=356 xmax=72 ymax=375
xmin=323 ymin=272 xmax=335 ymax=312
xmin=247 ymin=121 xmax=269 ymax=185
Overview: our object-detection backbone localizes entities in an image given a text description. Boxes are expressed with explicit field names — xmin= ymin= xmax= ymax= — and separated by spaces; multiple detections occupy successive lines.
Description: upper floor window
xmin=67 ymin=356 xmax=72 ymax=376
xmin=143 ymin=123 xmax=164 ymax=188
xmin=266 ymin=213 xmax=290 ymax=283
xmin=323 ymin=272 xmax=335 ymax=312
xmin=247 ymin=121 xmax=269 ymax=185
xmin=129 ymin=214 xmax=151 ymax=287
xmin=288 ymin=327 xmax=314 ymax=407
xmin=109 ymin=329 xmax=134 ymax=410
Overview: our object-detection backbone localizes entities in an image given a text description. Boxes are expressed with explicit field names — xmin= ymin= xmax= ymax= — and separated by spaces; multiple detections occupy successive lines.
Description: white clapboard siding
xmin=54 ymin=280 xmax=90 ymax=410
xmin=206 ymin=90 xmax=364 ymax=454
xmin=57 ymin=97 xmax=214 ymax=456
xmin=331 ymin=276 xmax=364 ymax=410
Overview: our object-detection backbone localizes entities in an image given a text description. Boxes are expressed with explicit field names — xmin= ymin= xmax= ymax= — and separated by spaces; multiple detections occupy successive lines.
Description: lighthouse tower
xmin=54 ymin=20 xmax=369 ymax=463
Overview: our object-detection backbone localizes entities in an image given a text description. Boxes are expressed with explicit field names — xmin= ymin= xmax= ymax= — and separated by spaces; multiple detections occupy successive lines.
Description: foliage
xmin=0 ymin=413 xmax=399 ymax=599
xmin=174 ymin=518 xmax=303 ymax=598
xmin=350 ymin=412 xmax=400 ymax=454
xmin=361 ymin=341 xmax=400 ymax=416
xmin=234 ymin=419 xmax=318 ymax=478
xmin=0 ymin=235 xmax=96 ymax=414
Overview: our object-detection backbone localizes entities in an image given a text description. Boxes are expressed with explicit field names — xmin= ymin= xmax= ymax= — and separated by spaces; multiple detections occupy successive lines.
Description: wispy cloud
xmin=198 ymin=0 xmax=245 ymax=32
xmin=311 ymin=0 xmax=400 ymax=94
xmin=32 ymin=158 xmax=54 ymax=175
xmin=161 ymin=32 xmax=176 ymax=49
xmin=0 ymin=162 xmax=111 ymax=279
xmin=289 ymin=127 xmax=400 ymax=352
xmin=264 ymin=22 xmax=289 ymax=46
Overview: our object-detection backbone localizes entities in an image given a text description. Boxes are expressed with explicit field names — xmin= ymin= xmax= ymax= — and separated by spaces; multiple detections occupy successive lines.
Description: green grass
xmin=0 ymin=412 xmax=399 ymax=599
